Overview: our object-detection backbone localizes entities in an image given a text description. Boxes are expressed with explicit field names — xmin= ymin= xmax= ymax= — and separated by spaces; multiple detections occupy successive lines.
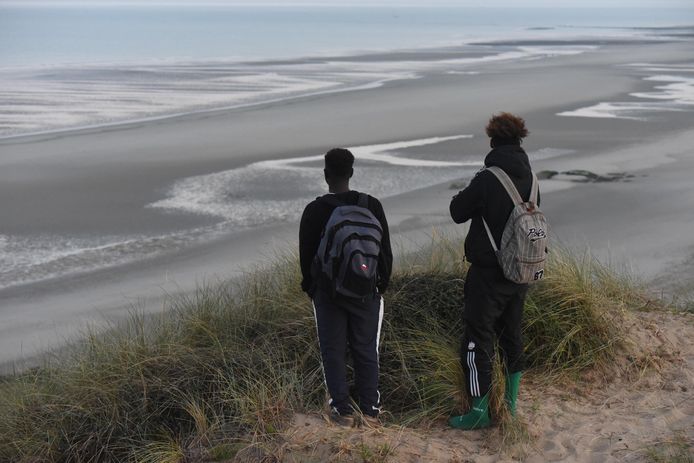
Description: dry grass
xmin=0 ymin=237 xmax=657 ymax=462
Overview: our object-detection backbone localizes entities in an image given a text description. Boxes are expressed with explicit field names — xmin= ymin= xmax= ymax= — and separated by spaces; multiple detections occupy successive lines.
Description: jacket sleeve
xmin=449 ymin=171 xmax=486 ymax=224
xmin=373 ymin=199 xmax=393 ymax=293
xmin=299 ymin=202 xmax=321 ymax=295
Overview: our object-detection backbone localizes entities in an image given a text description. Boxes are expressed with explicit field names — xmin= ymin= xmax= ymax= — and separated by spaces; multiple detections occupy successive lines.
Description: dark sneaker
xmin=329 ymin=411 xmax=355 ymax=428
xmin=361 ymin=414 xmax=381 ymax=429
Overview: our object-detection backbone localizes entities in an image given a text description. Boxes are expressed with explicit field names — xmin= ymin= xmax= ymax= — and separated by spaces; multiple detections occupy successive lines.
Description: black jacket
xmin=450 ymin=144 xmax=540 ymax=268
xmin=299 ymin=191 xmax=393 ymax=296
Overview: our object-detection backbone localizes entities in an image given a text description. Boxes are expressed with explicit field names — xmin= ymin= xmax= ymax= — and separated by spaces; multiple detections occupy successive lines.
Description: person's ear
xmin=490 ymin=138 xmax=495 ymax=148
xmin=324 ymin=168 xmax=330 ymax=183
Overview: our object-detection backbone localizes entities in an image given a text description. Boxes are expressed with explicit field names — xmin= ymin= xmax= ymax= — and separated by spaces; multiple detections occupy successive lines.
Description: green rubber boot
xmin=505 ymin=371 xmax=522 ymax=416
xmin=448 ymin=393 xmax=491 ymax=430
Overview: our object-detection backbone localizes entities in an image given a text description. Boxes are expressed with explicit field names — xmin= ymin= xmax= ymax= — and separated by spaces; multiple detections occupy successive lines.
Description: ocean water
xmin=1 ymin=5 xmax=693 ymax=137
xmin=0 ymin=135 xmax=572 ymax=290
xmin=4 ymin=6 xmax=692 ymax=69
xmin=558 ymin=63 xmax=694 ymax=119
xmin=0 ymin=5 xmax=692 ymax=291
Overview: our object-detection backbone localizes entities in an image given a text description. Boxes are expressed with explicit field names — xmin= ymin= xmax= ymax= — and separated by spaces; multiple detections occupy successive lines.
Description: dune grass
xmin=645 ymin=431 xmax=694 ymax=463
xmin=0 ymin=237 xmax=654 ymax=462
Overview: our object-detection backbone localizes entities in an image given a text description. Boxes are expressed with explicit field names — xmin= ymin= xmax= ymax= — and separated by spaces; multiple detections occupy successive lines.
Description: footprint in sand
xmin=557 ymin=399 xmax=595 ymax=417
xmin=588 ymin=433 xmax=614 ymax=453
xmin=680 ymin=400 xmax=694 ymax=416
xmin=541 ymin=433 xmax=569 ymax=461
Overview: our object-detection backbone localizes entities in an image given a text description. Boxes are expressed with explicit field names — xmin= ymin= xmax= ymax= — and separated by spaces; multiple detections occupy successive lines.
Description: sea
xmin=2 ymin=5 xmax=694 ymax=137
xmin=1 ymin=4 xmax=693 ymax=291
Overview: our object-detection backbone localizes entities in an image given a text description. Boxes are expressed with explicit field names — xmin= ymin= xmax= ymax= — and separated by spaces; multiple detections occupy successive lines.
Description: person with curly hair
xmin=448 ymin=112 xmax=539 ymax=429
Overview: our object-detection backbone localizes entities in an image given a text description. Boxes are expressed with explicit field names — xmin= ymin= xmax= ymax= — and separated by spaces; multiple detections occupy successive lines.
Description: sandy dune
xmin=236 ymin=310 xmax=693 ymax=462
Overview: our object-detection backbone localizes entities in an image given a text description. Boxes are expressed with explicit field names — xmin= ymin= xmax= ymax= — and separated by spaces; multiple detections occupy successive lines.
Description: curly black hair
xmin=485 ymin=112 xmax=529 ymax=145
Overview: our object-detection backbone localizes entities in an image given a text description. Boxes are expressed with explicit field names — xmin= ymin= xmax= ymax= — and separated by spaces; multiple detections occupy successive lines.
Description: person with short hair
xmin=299 ymin=148 xmax=393 ymax=427
xmin=448 ymin=112 xmax=539 ymax=429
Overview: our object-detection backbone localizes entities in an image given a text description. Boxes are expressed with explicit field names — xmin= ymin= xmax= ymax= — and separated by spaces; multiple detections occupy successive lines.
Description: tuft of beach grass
xmin=0 ymin=235 xmax=658 ymax=462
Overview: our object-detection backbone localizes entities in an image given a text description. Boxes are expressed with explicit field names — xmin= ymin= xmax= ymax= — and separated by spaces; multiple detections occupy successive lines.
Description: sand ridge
xmin=237 ymin=311 xmax=693 ymax=462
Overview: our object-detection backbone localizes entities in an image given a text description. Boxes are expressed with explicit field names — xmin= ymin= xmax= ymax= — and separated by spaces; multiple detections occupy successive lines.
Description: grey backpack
xmin=482 ymin=166 xmax=549 ymax=284
xmin=313 ymin=193 xmax=383 ymax=298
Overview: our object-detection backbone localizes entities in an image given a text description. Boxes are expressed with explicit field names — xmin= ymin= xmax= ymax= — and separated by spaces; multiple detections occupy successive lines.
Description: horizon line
xmin=2 ymin=1 xmax=694 ymax=8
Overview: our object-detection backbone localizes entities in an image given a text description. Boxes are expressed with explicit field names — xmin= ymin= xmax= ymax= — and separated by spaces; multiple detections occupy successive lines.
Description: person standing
xmin=299 ymin=148 xmax=393 ymax=427
xmin=448 ymin=113 xmax=541 ymax=429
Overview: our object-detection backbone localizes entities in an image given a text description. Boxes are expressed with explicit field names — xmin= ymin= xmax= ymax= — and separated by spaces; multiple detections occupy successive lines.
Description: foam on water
xmin=632 ymin=74 xmax=694 ymax=104
xmin=147 ymin=135 xmax=570 ymax=225
xmin=558 ymin=102 xmax=689 ymax=119
xmin=148 ymin=135 xmax=479 ymax=222
xmin=558 ymin=63 xmax=694 ymax=119
xmin=0 ymin=135 xmax=477 ymax=290
xmin=518 ymin=46 xmax=599 ymax=57
xmin=0 ymin=136 xmax=574 ymax=291
xmin=0 ymin=229 xmax=211 ymax=290
xmin=626 ymin=64 xmax=694 ymax=73
xmin=0 ymin=45 xmax=598 ymax=138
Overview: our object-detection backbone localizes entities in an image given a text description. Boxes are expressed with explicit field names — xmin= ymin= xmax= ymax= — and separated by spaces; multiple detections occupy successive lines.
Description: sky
xmin=2 ymin=0 xmax=693 ymax=7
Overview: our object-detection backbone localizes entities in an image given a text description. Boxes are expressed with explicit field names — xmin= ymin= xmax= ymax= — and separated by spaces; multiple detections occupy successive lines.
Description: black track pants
xmin=461 ymin=265 xmax=528 ymax=398
xmin=312 ymin=289 xmax=384 ymax=417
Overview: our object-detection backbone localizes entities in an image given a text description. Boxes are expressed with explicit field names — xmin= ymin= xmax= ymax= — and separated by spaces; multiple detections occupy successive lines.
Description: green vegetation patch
xmin=0 ymin=240 xmax=652 ymax=462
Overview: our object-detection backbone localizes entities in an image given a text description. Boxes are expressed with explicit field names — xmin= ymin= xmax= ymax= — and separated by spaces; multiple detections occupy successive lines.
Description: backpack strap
xmin=357 ymin=193 xmax=369 ymax=208
xmin=319 ymin=194 xmax=346 ymax=208
xmin=485 ymin=166 xmax=524 ymax=205
xmin=482 ymin=218 xmax=499 ymax=253
xmin=529 ymin=172 xmax=539 ymax=205
xmin=482 ymin=166 xmax=537 ymax=252
xmin=319 ymin=193 xmax=370 ymax=209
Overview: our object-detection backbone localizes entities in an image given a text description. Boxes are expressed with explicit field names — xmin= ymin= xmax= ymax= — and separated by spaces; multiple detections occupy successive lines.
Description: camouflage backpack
xmin=482 ymin=166 xmax=549 ymax=284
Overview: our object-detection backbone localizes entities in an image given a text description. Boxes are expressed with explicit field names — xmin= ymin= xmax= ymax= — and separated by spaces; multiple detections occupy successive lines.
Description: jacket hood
xmin=484 ymin=145 xmax=531 ymax=178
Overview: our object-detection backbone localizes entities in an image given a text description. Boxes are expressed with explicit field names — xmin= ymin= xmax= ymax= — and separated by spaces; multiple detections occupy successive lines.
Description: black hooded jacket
xmin=449 ymin=144 xmax=540 ymax=268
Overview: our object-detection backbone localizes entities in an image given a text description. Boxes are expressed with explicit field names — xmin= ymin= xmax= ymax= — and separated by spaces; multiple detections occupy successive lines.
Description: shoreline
xmin=2 ymin=122 xmax=693 ymax=373
xmin=1 ymin=38 xmax=694 ymax=369
xmin=1 ymin=34 xmax=686 ymax=143
xmin=0 ymin=74 xmax=413 ymax=145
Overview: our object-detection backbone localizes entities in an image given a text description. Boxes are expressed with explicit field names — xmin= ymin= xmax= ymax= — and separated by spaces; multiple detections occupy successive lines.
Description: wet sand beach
xmin=1 ymin=38 xmax=693 ymax=370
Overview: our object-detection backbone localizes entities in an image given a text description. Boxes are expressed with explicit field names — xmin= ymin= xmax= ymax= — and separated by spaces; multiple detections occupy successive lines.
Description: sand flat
xmin=1 ymin=40 xmax=694 ymax=369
